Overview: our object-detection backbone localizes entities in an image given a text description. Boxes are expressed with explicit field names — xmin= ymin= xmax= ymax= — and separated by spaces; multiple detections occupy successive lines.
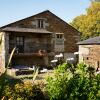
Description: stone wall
xmin=1 ymin=11 xmax=80 ymax=68
xmin=79 ymin=45 xmax=90 ymax=62
xmin=79 ymin=45 xmax=100 ymax=69
xmin=0 ymin=32 xmax=6 ymax=73
xmin=7 ymin=10 xmax=80 ymax=53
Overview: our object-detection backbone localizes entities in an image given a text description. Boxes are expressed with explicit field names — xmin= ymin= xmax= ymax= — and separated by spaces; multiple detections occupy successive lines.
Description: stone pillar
xmin=0 ymin=32 xmax=10 ymax=73
xmin=5 ymin=33 xmax=9 ymax=64
xmin=1 ymin=32 xmax=6 ymax=72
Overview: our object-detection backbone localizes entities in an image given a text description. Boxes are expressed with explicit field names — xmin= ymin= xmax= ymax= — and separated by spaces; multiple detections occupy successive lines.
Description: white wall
xmin=79 ymin=45 xmax=90 ymax=63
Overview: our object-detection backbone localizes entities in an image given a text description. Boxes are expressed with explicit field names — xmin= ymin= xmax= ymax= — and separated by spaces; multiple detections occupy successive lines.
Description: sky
xmin=0 ymin=0 xmax=91 ymax=27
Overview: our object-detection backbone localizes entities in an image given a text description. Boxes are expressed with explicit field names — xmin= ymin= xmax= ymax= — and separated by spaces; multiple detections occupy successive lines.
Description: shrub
xmin=0 ymin=48 xmax=16 ymax=99
xmin=46 ymin=63 xmax=100 ymax=100
xmin=2 ymin=81 xmax=45 ymax=100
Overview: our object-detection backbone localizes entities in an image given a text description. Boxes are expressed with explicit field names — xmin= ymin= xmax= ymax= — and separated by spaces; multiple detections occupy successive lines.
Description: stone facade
xmin=3 ymin=10 xmax=80 ymax=53
xmin=79 ymin=45 xmax=100 ymax=69
xmin=0 ymin=10 xmax=80 ymax=70
xmin=0 ymin=32 xmax=7 ymax=72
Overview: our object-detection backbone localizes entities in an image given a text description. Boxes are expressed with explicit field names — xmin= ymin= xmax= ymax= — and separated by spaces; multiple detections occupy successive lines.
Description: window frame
xmin=16 ymin=36 xmax=24 ymax=53
xmin=37 ymin=19 xmax=45 ymax=29
xmin=16 ymin=36 xmax=24 ymax=46
xmin=56 ymin=34 xmax=63 ymax=39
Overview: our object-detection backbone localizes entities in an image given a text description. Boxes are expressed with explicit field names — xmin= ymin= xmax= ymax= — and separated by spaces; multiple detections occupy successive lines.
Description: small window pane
xmin=16 ymin=37 xmax=24 ymax=45
xmin=37 ymin=19 xmax=45 ymax=28
xmin=41 ymin=20 xmax=44 ymax=28
xmin=56 ymin=34 xmax=63 ymax=39
xmin=60 ymin=35 xmax=62 ymax=39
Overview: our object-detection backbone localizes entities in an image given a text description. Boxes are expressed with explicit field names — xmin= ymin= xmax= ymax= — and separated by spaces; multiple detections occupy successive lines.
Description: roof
xmin=0 ymin=10 xmax=80 ymax=35
xmin=77 ymin=36 xmax=100 ymax=45
xmin=2 ymin=27 xmax=53 ymax=34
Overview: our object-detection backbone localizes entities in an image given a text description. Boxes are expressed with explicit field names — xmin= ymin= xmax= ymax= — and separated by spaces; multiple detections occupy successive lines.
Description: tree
xmin=91 ymin=0 xmax=100 ymax=2
xmin=71 ymin=2 xmax=100 ymax=40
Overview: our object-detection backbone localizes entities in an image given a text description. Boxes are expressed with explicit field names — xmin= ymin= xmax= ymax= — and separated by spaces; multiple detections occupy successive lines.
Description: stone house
xmin=0 ymin=10 xmax=80 ymax=72
xmin=77 ymin=36 xmax=100 ymax=69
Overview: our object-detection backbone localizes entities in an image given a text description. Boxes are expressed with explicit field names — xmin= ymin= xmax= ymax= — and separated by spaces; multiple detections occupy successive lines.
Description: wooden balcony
xmin=9 ymin=43 xmax=54 ymax=57
xmin=13 ymin=52 xmax=47 ymax=57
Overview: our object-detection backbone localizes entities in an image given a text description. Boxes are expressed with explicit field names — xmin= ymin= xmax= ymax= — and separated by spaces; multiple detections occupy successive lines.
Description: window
xmin=37 ymin=19 xmax=45 ymax=28
xmin=55 ymin=34 xmax=64 ymax=45
xmin=86 ymin=57 xmax=89 ymax=60
xmin=16 ymin=37 xmax=24 ymax=45
xmin=97 ymin=61 xmax=100 ymax=68
xmin=56 ymin=34 xmax=63 ymax=39
xmin=16 ymin=36 xmax=24 ymax=53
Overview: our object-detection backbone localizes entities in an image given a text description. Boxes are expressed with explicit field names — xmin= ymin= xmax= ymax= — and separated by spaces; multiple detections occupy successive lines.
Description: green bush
xmin=0 ymin=48 xmax=16 ymax=99
xmin=2 ymin=81 xmax=45 ymax=100
xmin=46 ymin=63 xmax=100 ymax=100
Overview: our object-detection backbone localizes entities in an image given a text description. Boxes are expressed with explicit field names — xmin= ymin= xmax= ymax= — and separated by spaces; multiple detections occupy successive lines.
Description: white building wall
xmin=79 ymin=45 xmax=90 ymax=63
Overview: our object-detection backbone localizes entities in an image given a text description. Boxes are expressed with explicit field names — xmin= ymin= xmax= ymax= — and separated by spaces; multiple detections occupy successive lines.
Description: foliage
xmin=32 ymin=67 xmax=39 ymax=82
xmin=2 ymin=81 xmax=45 ymax=100
xmin=71 ymin=1 xmax=100 ymax=40
xmin=0 ymin=43 xmax=40 ymax=99
xmin=55 ymin=63 xmax=67 ymax=73
xmin=0 ymin=47 xmax=16 ymax=99
xmin=91 ymin=0 xmax=100 ymax=2
xmin=46 ymin=63 xmax=100 ymax=100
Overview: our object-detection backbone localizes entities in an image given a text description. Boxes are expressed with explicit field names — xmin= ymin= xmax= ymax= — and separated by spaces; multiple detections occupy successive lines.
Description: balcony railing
xmin=9 ymin=43 xmax=53 ymax=54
